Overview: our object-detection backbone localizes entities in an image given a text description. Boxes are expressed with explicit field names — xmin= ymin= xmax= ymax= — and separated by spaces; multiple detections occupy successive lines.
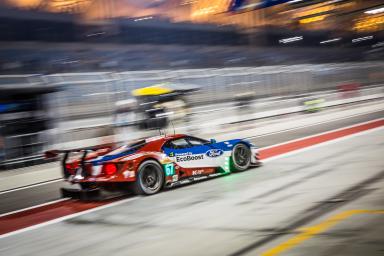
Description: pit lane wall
xmin=0 ymin=62 xmax=383 ymax=169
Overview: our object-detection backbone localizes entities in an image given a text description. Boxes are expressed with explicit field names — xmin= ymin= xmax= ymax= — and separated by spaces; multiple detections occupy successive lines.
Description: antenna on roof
xmin=170 ymin=120 xmax=176 ymax=135
xmin=158 ymin=128 xmax=166 ymax=136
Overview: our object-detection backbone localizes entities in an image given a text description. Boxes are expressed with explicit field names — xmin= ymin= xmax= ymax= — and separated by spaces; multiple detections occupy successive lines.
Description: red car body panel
xmin=50 ymin=134 xmax=260 ymax=191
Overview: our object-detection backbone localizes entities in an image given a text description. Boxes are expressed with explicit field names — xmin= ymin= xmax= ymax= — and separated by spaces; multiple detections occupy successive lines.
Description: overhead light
xmin=86 ymin=32 xmax=105 ymax=37
xmin=279 ymin=36 xmax=303 ymax=44
xmin=365 ymin=7 xmax=384 ymax=15
xmin=320 ymin=38 xmax=341 ymax=44
xmin=134 ymin=16 xmax=153 ymax=22
xmin=352 ymin=36 xmax=373 ymax=43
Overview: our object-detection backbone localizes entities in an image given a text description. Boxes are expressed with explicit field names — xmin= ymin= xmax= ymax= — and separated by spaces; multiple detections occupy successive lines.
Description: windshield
xmin=106 ymin=140 xmax=146 ymax=156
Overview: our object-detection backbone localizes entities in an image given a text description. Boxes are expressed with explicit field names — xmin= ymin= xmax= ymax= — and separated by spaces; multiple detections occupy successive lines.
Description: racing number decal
xmin=164 ymin=163 xmax=175 ymax=176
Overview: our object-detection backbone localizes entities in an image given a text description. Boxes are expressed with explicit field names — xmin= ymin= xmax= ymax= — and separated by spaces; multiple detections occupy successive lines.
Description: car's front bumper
xmin=250 ymin=147 xmax=262 ymax=166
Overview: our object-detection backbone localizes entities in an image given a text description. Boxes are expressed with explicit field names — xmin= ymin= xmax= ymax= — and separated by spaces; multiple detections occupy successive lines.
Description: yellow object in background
xmin=132 ymin=85 xmax=173 ymax=97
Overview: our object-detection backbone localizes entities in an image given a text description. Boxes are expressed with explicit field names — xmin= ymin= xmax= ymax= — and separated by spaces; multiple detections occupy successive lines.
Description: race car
xmin=46 ymin=134 xmax=261 ymax=198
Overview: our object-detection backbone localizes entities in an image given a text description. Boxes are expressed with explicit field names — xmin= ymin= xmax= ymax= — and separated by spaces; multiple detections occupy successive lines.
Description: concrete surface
xmin=0 ymin=119 xmax=382 ymax=256
xmin=0 ymin=105 xmax=383 ymax=214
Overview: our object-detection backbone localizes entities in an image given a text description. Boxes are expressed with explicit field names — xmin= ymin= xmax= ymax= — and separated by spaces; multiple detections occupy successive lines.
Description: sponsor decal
xmin=172 ymin=175 xmax=178 ymax=182
xmin=169 ymin=152 xmax=174 ymax=157
xmin=160 ymin=155 xmax=173 ymax=164
xmin=176 ymin=154 xmax=204 ymax=162
xmin=208 ymin=173 xmax=223 ymax=178
xmin=193 ymin=176 xmax=208 ymax=181
xmin=192 ymin=170 xmax=204 ymax=175
xmin=206 ymin=149 xmax=224 ymax=158
xmin=164 ymin=163 xmax=175 ymax=176
xmin=175 ymin=152 xmax=192 ymax=156
xmin=123 ymin=170 xmax=135 ymax=178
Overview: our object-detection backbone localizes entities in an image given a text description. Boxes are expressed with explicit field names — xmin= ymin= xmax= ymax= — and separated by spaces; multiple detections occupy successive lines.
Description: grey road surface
xmin=0 ymin=119 xmax=383 ymax=256
xmin=0 ymin=109 xmax=382 ymax=215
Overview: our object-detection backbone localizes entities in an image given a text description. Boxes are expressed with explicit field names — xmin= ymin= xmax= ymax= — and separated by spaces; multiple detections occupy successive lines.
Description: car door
xmin=162 ymin=137 xmax=217 ymax=176
xmin=188 ymin=137 xmax=228 ymax=169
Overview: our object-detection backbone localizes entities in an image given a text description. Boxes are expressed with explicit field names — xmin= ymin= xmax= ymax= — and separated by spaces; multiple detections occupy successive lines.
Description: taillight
xmin=102 ymin=163 xmax=117 ymax=176
xmin=65 ymin=162 xmax=78 ymax=174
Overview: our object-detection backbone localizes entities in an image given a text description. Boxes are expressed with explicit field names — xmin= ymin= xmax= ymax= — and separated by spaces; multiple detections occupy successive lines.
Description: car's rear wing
xmin=45 ymin=149 xmax=91 ymax=178
xmin=45 ymin=144 xmax=114 ymax=178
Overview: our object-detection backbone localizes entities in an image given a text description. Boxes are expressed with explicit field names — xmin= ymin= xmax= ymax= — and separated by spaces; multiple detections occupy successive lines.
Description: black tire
xmin=132 ymin=160 xmax=164 ymax=195
xmin=231 ymin=143 xmax=251 ymax=172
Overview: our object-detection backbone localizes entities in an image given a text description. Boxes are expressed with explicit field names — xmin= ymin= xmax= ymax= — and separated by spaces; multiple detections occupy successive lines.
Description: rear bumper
xmin=250 ymin=147 xmax=261 ymax=166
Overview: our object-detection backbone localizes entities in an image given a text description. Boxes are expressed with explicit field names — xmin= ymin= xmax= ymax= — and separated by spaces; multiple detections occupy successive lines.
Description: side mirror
xmin=210 ymin=139 xmax=217 ymax=144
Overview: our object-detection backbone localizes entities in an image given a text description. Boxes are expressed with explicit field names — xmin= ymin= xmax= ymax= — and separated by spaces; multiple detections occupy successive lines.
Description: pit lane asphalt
xmin=0 ymin=110 xmax=383 ymax=215
xmin=0 ymin=114 xmax=383 ymax=256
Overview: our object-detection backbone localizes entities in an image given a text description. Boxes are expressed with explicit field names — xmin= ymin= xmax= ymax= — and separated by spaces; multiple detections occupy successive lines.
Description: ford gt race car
xmin=46 ymin=134 xmax=261 ymax=198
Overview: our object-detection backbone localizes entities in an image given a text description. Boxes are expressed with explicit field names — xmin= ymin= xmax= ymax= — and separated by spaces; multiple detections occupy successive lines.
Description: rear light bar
xmin=65 ymin=163 xmax=78 ymax=175
xmin=102 ymin=163 xmax=117 ymax=176
xmin=61 ymin=150 xmax=90 ymax=178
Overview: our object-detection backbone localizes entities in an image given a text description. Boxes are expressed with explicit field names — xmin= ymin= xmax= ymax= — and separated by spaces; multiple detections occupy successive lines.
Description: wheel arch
xmin=230 ymin=141 xmax=252 ymax=151
xmin=135 ymin=156 xmax=166 ymax=182
xmin=222 ymin=139 xmax=252 ymax=150
xmin=136 ymin=156 xmax=163 ymax=170
xmin=236 ymin=140 xmax=252 ymax=148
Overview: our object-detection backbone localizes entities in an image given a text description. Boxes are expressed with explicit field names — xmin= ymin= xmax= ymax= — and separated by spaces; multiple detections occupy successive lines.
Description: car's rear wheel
xmin=231 ymin=143 xmax=251 ymax=171
xmin=132 ymin=160 xmax=164 ymax=195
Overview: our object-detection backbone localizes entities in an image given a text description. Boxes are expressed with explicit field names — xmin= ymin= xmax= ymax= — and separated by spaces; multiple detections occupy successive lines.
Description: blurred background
xmin=0 ymin=0 xmax=383 ymax=169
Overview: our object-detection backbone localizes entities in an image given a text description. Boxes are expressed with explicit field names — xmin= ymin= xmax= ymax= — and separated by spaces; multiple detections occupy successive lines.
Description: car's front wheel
xmin=231 ymin=143 xmax=251 ymax=171
xmin=132 ymin=160 xmax=164 ymax=195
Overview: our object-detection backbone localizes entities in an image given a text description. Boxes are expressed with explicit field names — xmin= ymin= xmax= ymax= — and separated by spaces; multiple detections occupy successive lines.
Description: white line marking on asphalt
xmin=262 ymin=125 xmax=384 ymax=163
xmin=247 ymin=111 xmax=384 ymax=141
xmin=0 ymin=118 xmax=383 ymax=239
xmin=2 ymin=106 xmax=383 ymax=195
xmin=0 ymin=179 xmax=63 ymax=195
xmin=260 ymin=117 xmax=383 ymax=150
xmin=0 ymin=198 xmax=70 ymax=218
xmin=0 ymin=197 xmax=137 ymax=239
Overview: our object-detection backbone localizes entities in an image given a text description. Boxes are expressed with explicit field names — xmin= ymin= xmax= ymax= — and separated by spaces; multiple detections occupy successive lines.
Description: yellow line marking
xmin=261 ymin=209 xmax=384 ymax=256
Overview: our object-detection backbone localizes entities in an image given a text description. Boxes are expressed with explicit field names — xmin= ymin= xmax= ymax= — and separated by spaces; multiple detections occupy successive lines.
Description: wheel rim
xmin=141 ymin=164 xmax=161 ymax=191
xmin=234 ymin=145 xmax=250 ymax=167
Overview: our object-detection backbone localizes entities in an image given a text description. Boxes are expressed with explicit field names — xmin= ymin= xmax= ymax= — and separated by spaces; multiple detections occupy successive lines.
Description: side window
xmin=166 ymin=138 xmax=190 ymax=149
xmin=186 ymin=137 xmax=209 ymax=146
